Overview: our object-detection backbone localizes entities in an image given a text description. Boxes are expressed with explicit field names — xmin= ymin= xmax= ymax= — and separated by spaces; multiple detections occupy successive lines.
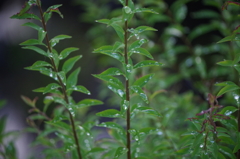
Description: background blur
xmin=0 ymin=0 xmax=238 ymax=158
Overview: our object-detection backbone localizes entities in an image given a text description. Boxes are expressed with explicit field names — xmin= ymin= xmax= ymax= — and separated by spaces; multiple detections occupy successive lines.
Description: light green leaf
xmin=50 ymin=35 xmax=71 ymax=47
xmin=77 ymin=99 xmax=103 ymax=108
xmin=133 ymin=74 xmax=155 ymax=87
xmin=22 ymin=22 xmax=42 ymax=31
xmin=66 ymin=67 xmax=81 ymax=89
xmin=134 ymin=60 xmax=163 ymax=69
xmin=219 ymin=106 xmax=238 ymax=116
xmin=58 ymin=71 xmax=66 ymax=85
xmin=93 ymin=45 xmax=124 ymax=63
xmin=114 ymin=147 xmax=128 ymax=159
xmin=134 ymin=107 xmax=161 ymax=117
xmin=97 ymin=122 xmax=124 ymax=132
xmin=59 ymin=47 xmax=79 ymax=60
xmin=32 ymin=87 xmax=45 ymax=93
xmin=217 ymin=60 xmax=234 ymax=66
xmin=22 ymin=46 xmax=48 ymax=56
xmin=96 ymin=109 xmax=123 ymax=118
xmin=217 ymin=35 xmax=234 ymax=43
xmin=113 ymin=41 xmax=124 ymax=53
xmin=62 ymin=55 xmax=82 ymax=74
xmin=129 ymin=48 xmax=153 ymax=59
xmin=67 ymin=85 xmax=90 ymax=95
xmin=20 ymin=39 xmax=44 ymax=46
xmin=134 ymin=8 xmax=158 ymax=14
xmin=43 ymin=83 xmax=61 ymax=94
xmin=216 ymin=81 xmax=240 ymax=96
xmin=131 ymin=85 xmax=148 ymax=103
xmin=111 ymin=23 xmax=125 ymax=42
xmin=100 ymin=67 xmax=125 ymax=76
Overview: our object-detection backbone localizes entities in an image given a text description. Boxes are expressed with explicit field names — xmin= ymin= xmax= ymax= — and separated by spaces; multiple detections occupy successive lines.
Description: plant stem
xmin=36 ymin=1 xmax=82 ymax=158
xmin=124 ymin=0 xmax=131 ymax=158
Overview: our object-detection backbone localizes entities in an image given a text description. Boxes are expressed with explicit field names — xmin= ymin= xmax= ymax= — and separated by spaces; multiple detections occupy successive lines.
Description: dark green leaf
xmin=11 ymin=13 xmax=40 ymax=20
xmin=219 ymin=145 xmax=236 ymax=159
xmin=97 ymin=122 xmax=124 ymax=132
xmin=96 ymin=109 xmax=123 ymax=118
xmin=77 ymin=99 xmax=103 ymax=108
xmin=129 ymin=39 xmax=148 ymax=51
xmin=62 ymin=55 xmax=82 ymax=74
xmin=217 ymin=35 xmax=234 ymax=43
xmin=58 ymin=71 xmax=66 ymax=85
xmin=133 ymin=73 xmax=155 ymax=87
xmin=93 ymin=74 xmax=124 ymax=89
xmin=108 ymin=82 xmax=126 ymax=99
xmin=113 ymin=41 xmax=124 ymax=53
xmin=50 ymin=35 xmax=71 ymax=47
xmin=134 ymin=60 xmax=163 ymax=69
xmin=134 ymin=8 xmax=158 ymax=14
xmin=38 ymin=28 xmax=47 ymax=43
xmin=216 ymin=81 xmax=240 ymax=96
xmin=25 ymin=61 xmax=52 ymax=71
xmin=59 ymin=47 xmax=79 ymax=60
xmin=189 ymin=24 xmax=216 ymax=40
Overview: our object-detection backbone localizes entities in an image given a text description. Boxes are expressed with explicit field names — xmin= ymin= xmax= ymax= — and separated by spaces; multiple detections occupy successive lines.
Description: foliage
xmin=8 ymin=0 xmax=240 ymax=158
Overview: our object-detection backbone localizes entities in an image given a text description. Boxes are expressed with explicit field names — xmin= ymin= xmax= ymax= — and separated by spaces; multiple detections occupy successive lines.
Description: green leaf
xmin=22 ymin=22 xmax=42 ymax=31
xmin=131 ymin=85 xmax=148 ymax=103
xmin=32 ymin=87 xmax=45 ymax=93
xmin=129 ymin=39 xmax=148 ymax=51
xmin=46 ymin=4 xmax=63 ymax=18
xmin=25 ymin=61 xmax=52 ymax=70
xmin=66 ymin=67 xmax=81 ymax=90
xmin=134 ymin=107 xmax=161 ymax=117
xmin=219 ymin=145 xmax=236 ymax=159
xmin=96 ymin=109 xmax=123 ymax=118
xmin=85 ymin=148 xmax=106 ymax=157
xmin=22 ymin=46 xmax=48 ymax=56
xmin=62 ymin=55 xmax=82 ymax=74
xmin=21 ymin=95 xmax=37 ymax=107
xmin=111 ymin=23 xmax=125 ymax=42
xmin=189 ymin=24 xmax=216 ymax=40
xmin=77 ymin=99 xmax=103 ymax=108
xmin=59 ymin=47 xmax=79 ymax=60
xmin=20 ymin=39 xmax=44 ymax=46
xmin=93 ymin=75 xmax=124 ymax=90
xmin=38 ymin=28 xmax=47 ymax=43
xmin=219 ymin=106 xmax=238 ymax=116
xmin=0 ymin=100 xmax=6 ymax=110
xmin=113 ymin=41 xmax=124 ymax=53
xmin=122 ymin=6 xmax=134 ymax=22
xmin=192 ymin=10 xmax=220 ymax=19
xmin=217 ymin=60 xmax=234 ymax=66
xmin=133 ymin=74 xmax=155 ymax=87
xmin=216 ymin=81 xmax=240 ymax=96
xmin=50 ymin=35 xmax=71 ymax=47
xmin=11 ymin=13 xmax=40 ymax=20
xmin=217 ymin=35 xmax=234 ymax=43
xmin=114 ymin=147 xmax=128 ymax=159
xmin=134 ymin=60 xmax=163 ymax=69
xmin=233 ymin=132 xmax=240 ymax=153
xmin=93 ymin=46 xmax=124 ymax=63
xmin=108 ymin=82 xmax=126 ymax=99
xmin=129 ymin=48 xmax=153 ymax=59
xmin=43 ymin=83 xmax=61 ymax=94
xmin=100 ymin=67 xmax=125 ymax=76
xmin=134 ymin=8 xmax=159 ymax=14
xmin=67 ymin=85 xmax=90 ymax=95
xmin=97 ymin=122 xmax=124 ymax=132
xmin=57 ymin=71 xmax=66 ymax=85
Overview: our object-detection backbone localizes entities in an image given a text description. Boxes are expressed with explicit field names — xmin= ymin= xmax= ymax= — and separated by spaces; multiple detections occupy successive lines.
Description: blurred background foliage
xmin=0 ymin=0 xmax=240 ymax=158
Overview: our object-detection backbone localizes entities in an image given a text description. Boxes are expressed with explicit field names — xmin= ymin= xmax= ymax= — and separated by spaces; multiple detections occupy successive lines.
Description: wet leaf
xmin=85 ymin=147 xmax=106 ymax=156
xmin=50 ymin=35 xmax=71 ymax=47
xmin=113 ymin=41 xmax=124 ymax=53
xmin=93 ymin=74 xmax=124 ymax=89
xmin=219 ymin=145 xmax=236 ymax=159
xmin=134 ymin=8 xmax=158 ymax=14
xmin=131 ymin=85 xmax=148 ymax=103
xmin=96 ymin=109 xmax=123 ymax=118
xmin=134 ymin=60 xmax=163 ymax=69
xmin=108 ymin=82 xmax=126 ymax=99
xmin=62 ymin=55 xmax=82 ymax=74
xmin=58 ymin=71 xmax=66 ymax=85
xmin=97 ymin=122 xmax=124 ymax=132
xmin=66 ymin=67 xmax=81 ymax=89
xmin=67 ymin=85 xmax=90 ymax=95
xmin=25 ymin=61 xmax=52 ymax=71
xmin=114 ymin=147 xmax=128 ymax=159
xmin=133 ymin=73 xmax=155 ymax=87
xmin=59 ymin=47 xmax=79 ymax=60
xmin=134 ymin=107 xmax=161 ymax=117
xmin=100 ymin=67 xmax=125 ymax=76
xmin=129 ymin=39 xmax=148 ymax=51
xmin=38 ymin=28 xmax=47 ymax=43
xmin=22 ymin=46 xmax=48 ymax=56
xmin=129 ymin=48 xmax=153 ymax=59
xmin=219 ymin=106 xmax=238 ymax=116
xmin=77 ymin=99 xmax=103 ymax=108
xmin=43 ymin=83 xmax=61 ymax=94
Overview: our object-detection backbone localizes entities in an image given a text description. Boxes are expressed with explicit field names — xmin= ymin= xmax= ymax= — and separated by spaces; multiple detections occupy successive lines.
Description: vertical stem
xmin=124 ymin=0 xmax=131 ymax=158
xmin=36 ymin=1 xmax=82 ymax=159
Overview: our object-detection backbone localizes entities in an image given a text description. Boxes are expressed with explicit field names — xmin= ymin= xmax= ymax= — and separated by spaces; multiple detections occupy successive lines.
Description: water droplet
xmin=118 ymin=89 xmax=124 ymax=97
xmin=200 ymin=144 xmax=204 ymax=148
xmin=87 ymin=92 xmax=91 ymax=95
